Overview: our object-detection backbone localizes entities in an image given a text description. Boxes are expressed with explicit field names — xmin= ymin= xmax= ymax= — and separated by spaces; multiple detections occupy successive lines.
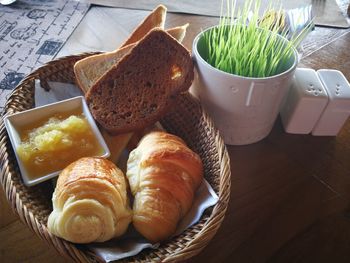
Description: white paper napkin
xmin=35 ymin=80 xmax=219 ymax=262
xmin=35 ymin=80 xmax=83 ymax=107
xmin=89 ymin=179 xmax=218 ymax=262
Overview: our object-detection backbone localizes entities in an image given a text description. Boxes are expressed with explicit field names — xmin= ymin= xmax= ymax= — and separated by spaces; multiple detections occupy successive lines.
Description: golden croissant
xmin=47 ymin=157 xmax=132 ymax=243
xmin=127 ymin=131 xmax=203 ymax=242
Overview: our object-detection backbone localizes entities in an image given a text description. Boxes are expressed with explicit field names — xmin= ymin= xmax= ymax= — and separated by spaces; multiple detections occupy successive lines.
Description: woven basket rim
xmin=0 ymin=53 xmax=231 ymax=262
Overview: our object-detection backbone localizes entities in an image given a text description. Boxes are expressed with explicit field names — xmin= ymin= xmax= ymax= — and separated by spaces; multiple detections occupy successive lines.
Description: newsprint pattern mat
xmin=0 ymin=0 xmax=90 ymax=112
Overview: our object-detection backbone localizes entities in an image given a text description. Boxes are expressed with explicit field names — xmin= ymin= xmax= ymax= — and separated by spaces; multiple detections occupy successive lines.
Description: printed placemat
xmin=0 ymin=0 xmax=90 ymax=112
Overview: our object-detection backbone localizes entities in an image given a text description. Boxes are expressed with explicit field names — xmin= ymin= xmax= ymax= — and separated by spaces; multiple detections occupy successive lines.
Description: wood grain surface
xmin=84 ymin=0 xmax=350 ymax=28
xmin=1 ymin=3 xmax=350 ymax=263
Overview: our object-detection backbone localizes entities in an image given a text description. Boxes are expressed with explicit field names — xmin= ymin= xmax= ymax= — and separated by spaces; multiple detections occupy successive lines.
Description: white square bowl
xmin=4 ymin=96 xmax=110 ymax=187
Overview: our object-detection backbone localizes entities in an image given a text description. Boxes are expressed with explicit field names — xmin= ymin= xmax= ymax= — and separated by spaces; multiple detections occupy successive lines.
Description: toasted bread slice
xmin=74 ymin=24 xmax=189 ymax=94
xmin=121 ymin=4 xmax=167 ymax=47
xmin=85 ymin=29 xmax=194 ymax=134
xmin=101 ymin=130 xmax=133 ymax=164
xmin=75 ymin=44 xmax=133 ymax=94
xmin=165 ymin=23 xmax=189 ymax=43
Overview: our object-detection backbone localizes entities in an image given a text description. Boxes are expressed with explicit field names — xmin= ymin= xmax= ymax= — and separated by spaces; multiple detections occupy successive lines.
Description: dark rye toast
xmin=74 ymin=24 xmax=189 ymax=94
xmin=85 ymin=28 xmax=194 ymax=134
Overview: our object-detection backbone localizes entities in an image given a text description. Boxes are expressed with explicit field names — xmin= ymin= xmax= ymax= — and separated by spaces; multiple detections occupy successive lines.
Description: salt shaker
xmin=312 ymin=69 xmax=350 ymax=136
xmin=280 ymin=68 xmax=328 ymax=134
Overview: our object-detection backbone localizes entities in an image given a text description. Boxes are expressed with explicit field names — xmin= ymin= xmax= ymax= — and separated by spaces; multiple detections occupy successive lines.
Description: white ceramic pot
xmin=192 ymin=26 xmax=298 ymax=145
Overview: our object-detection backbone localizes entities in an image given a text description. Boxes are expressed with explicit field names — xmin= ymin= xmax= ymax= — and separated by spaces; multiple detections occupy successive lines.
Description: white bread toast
xmin=121 ymin=4 xmax=167 ymax=47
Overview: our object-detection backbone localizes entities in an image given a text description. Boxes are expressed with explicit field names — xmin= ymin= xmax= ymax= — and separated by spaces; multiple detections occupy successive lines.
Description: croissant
xmin=126 ymin=131 xmax=203 ymax=242
xmin=47 ymin=157 xmax=132 ymax=243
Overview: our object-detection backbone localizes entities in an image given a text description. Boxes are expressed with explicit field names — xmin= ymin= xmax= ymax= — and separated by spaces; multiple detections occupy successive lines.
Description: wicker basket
xmin=0 ymin=54 xmax=231 ymax=262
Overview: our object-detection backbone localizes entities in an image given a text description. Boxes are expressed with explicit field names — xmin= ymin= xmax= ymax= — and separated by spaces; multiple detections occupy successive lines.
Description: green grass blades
xmin=202 ymin=0 xmax=306 ymax=78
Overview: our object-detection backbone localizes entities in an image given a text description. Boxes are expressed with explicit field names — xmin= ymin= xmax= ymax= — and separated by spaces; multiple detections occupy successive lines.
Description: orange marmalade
xmin=17 ymin=109 xmax=103 ymax=179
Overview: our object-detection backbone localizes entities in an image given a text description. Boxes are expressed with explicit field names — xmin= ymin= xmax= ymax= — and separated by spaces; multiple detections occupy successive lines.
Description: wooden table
xmin=1 ymin=3 xmax=350 ymax=263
